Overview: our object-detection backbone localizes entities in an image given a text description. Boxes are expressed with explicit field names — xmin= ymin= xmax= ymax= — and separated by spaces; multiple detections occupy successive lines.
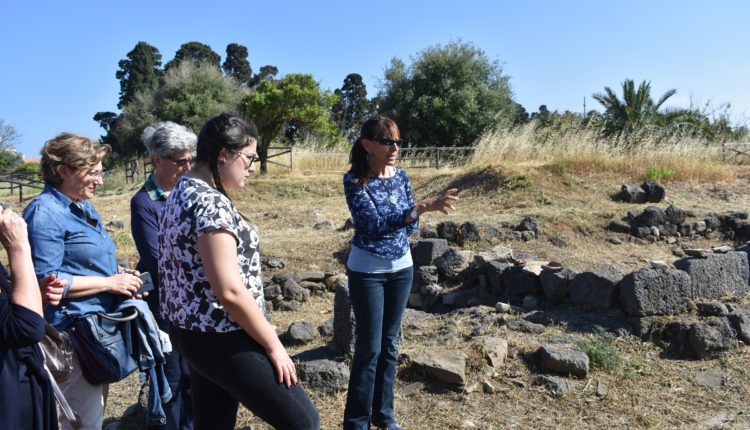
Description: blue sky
xmin=2 ymin=0 xmax=748 ymax=157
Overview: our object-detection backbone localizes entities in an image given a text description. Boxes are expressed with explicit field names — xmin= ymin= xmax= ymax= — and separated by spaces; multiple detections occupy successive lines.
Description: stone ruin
xmin=254 ymin=223 xmax=750 ymax=394
xmin=608 ymin=204 xmax=750 ymax=244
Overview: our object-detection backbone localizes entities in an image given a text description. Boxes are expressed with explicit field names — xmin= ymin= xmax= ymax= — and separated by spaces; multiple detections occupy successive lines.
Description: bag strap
xmin=95 ymin=308 xmax=139 ymax=322
xmin=40 ymin=347 xmax=82 ymax=429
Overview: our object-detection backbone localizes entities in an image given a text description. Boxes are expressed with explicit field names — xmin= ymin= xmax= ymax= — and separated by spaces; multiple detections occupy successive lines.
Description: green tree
xmin=108 ymin=60 xmax=242 ymax=156
xmin=107 ymin=92 xmax=159 ymax=156
xmin=223 ymin=43 xmax=252 ymax=86
xmin=115 ymin=42 xmax=163 ymax=109
xmin=157 ymin=60 xmax=243 ymax=131
xmin=252 ymin=65 xmax=279 ymax=85
xmin=592 ymin=79 xmax=676 ymax=136
xmin=378 ymin=40 xmax=518 ymax=147
xmin=332 ymin=73 xmax=369 ymax=140
xmin=12 ymin=162 xmax=40 ymax=176
xmin=0 ymin=148 xmax=23 ymax=173
xmin=165 ymin=41 xmax=221 ymax=71
xmin=241 ymin=73 xmax=339 ymax=173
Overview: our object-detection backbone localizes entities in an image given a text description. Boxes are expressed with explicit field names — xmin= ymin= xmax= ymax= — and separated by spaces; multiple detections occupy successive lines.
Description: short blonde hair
xmin=40 ymin=133 xmax=111 ymax=187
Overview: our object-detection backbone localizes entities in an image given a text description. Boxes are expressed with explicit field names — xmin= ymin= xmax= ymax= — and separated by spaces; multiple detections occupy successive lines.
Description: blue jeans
xmin=151 ymin=318 xmax=193 ymax=430
xmin=343 ymin=267 xmax=413 ymax=430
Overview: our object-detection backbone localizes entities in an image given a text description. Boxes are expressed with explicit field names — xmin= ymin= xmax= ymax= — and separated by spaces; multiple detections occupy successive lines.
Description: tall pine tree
xmin=115 ymin=42 xmax=163 ymax=109
xmin=333 ymin=73 xmax=369 ymax=139
xmin=223 ymin=43 xmax=252 ymax=86
xmin=165 ymin=41 xmax=221 ymax=71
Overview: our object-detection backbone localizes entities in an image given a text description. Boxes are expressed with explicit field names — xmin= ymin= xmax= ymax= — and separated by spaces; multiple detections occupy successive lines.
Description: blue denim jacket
xmin=115 ymin=298 xmax=172 ymax=426
xmin=23 ymin=184 xmax=119 ymax=329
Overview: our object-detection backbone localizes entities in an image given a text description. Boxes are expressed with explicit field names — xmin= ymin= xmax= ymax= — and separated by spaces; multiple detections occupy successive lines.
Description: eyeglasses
xmin=85 ymin=170 xmax=104 ymax=179
xmin=235 ymin=151 xmax=259 ymax=166
xmin=373 ymin=138 xmax=402 ymax=147
xmin=165 ymin=156 xmax=195 ymax=166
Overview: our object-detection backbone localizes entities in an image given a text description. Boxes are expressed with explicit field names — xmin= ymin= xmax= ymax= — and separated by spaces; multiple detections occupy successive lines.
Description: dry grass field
xmin=3 ymin=138 xmax=750 ymax=429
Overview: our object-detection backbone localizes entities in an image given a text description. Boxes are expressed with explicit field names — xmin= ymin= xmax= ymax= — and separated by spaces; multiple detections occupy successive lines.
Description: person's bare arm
xmin=198 ymin=230 xmax=298 ymax=387
xmin=63 ymin=273 xmax=143 ymax=298
xmin=0 ymin=207 xmax=43 ymax=315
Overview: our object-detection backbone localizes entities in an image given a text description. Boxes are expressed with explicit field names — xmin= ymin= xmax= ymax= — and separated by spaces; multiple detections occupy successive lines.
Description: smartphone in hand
xmin=135 ymin=272 xmax=155 ymax=295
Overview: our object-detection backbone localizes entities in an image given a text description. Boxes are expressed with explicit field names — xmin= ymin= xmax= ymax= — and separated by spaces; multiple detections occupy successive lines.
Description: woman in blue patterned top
xmin=342 ymin=116 xmax=458 ymax=430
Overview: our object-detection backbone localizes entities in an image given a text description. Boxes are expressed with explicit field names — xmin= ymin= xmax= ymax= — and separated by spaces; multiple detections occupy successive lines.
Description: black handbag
xmin=39 ymin=323 xmax=74 ymax=383
xmin=66 ymin=308 xmax=139 ymax=385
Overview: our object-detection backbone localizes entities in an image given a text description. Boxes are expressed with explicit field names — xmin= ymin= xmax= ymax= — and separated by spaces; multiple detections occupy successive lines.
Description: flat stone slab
xmin=538 ymin=344 xmax=589 ymax=379
xmin=412 ymin=349 xmax=467 ymax=385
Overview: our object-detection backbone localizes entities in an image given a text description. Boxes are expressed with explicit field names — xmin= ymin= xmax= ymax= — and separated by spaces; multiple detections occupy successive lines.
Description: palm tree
xmin=592 ymin=79 xmax=676 ymax=136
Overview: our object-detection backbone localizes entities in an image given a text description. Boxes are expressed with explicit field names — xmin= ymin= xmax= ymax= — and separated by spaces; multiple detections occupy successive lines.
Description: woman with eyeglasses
xmin=343 ymin=116 xmax=458 ymax=430
xmin=23 ymin=133 xmax=145 ymax=430
xmin=157 ymin=113 xmax=319 ymax=430
xmin=130 ymin=121 xmax=197 ymax=430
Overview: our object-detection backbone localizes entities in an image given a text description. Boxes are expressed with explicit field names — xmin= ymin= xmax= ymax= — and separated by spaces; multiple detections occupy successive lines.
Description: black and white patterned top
xmin=157 ymin=176 xmax=264 ymax=332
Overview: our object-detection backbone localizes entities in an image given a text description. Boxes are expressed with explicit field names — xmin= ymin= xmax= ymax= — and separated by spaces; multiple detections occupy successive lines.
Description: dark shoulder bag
xmin=39 ymin=322 xmax=74 ymax=383
xmin=66 ymin=309 xmax=139 ymax=385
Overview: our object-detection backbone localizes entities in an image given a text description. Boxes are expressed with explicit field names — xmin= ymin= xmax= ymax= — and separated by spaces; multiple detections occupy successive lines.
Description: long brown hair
xmin=349 ymin=115 xmax=400 ymax=184
xmin=195 ymin=113 xmax=258 ymax=198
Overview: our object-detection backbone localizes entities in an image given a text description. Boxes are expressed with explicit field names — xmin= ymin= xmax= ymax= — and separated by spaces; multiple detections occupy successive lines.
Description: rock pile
xmin=608 ymin=205 xmax=750 ymax=243
xmin=618 ymin=181 xmax=666 ymax=203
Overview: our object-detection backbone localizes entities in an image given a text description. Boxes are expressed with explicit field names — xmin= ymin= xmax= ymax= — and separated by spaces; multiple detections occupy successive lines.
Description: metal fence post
xmin=435 ymin=148 xmax=440 ymax=169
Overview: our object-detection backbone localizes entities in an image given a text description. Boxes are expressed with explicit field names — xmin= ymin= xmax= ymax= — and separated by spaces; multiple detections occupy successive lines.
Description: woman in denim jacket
xmin=23 ymin=134 xmax=145 ymax=430
xmin=342 ymin=116 xmax=458 ymax=430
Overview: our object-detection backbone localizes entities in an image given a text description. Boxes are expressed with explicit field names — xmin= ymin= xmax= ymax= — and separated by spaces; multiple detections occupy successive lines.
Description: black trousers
xmin=170 ymin=326 xmax=320 ymax=430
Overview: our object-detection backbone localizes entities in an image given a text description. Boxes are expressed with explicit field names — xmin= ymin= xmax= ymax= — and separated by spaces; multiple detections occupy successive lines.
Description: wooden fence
xmin=722 ymin=142 xmax=750 ymax=163
xmin=398 ymin=147 xmax=475 ymax=169
xmin=0 ymin=172 xmax=45 ymax=203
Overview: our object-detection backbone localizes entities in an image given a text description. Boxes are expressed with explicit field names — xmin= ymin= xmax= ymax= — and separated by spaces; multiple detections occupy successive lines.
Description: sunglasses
xmin=165 ymin=156 xmax=195 ymax=166
xmin=373 ymin=138 xmax=402 ymax=147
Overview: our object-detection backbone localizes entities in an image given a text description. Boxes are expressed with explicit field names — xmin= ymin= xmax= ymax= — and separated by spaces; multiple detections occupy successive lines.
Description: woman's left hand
xmin=267 ymin=345 xmax=298 ymax=388
xmin=420 ymin=188 xmax=460 ymax=214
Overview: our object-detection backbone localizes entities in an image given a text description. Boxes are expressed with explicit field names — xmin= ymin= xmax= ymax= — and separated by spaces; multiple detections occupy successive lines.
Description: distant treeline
xmin=88 ymin=40 xmax=748 ymax=173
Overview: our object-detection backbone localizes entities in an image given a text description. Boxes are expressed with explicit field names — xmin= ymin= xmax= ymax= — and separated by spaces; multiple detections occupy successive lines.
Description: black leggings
xmin=170 ymin=326 xmax=320 ymax=430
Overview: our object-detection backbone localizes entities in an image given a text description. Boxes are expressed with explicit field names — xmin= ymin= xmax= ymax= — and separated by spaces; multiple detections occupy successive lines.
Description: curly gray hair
xmin=141 ymin=121 xmax=197 ymax=158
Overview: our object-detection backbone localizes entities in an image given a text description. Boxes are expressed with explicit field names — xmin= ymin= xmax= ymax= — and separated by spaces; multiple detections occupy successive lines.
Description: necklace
xmin=369 ymin=166 xmax=399 ymax=205
xmin=381 ymin=168 xmax=399 ymax=205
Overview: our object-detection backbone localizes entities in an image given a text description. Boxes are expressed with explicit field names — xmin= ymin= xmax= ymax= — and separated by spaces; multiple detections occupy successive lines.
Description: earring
xmin=219 ymin=158 xmax=226 ymax=165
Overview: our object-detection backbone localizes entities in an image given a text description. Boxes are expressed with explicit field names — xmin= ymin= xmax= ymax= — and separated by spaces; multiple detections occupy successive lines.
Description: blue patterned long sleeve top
xmin=343 ymin=169 xmax=419 ymax=260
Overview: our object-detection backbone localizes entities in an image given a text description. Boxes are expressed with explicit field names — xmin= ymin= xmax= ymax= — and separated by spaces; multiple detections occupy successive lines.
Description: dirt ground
xmin=4 ymin=163 xmax=750 ymax=429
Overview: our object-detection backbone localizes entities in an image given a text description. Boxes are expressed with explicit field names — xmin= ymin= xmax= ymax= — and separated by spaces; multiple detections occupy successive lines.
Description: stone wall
xmin=404 ymin=221 xmax=750 ymax=359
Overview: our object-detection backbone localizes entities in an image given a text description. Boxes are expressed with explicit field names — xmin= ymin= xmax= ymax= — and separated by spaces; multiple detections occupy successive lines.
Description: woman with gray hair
xmin=131 ymin=121 xmax=196 ymax=430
